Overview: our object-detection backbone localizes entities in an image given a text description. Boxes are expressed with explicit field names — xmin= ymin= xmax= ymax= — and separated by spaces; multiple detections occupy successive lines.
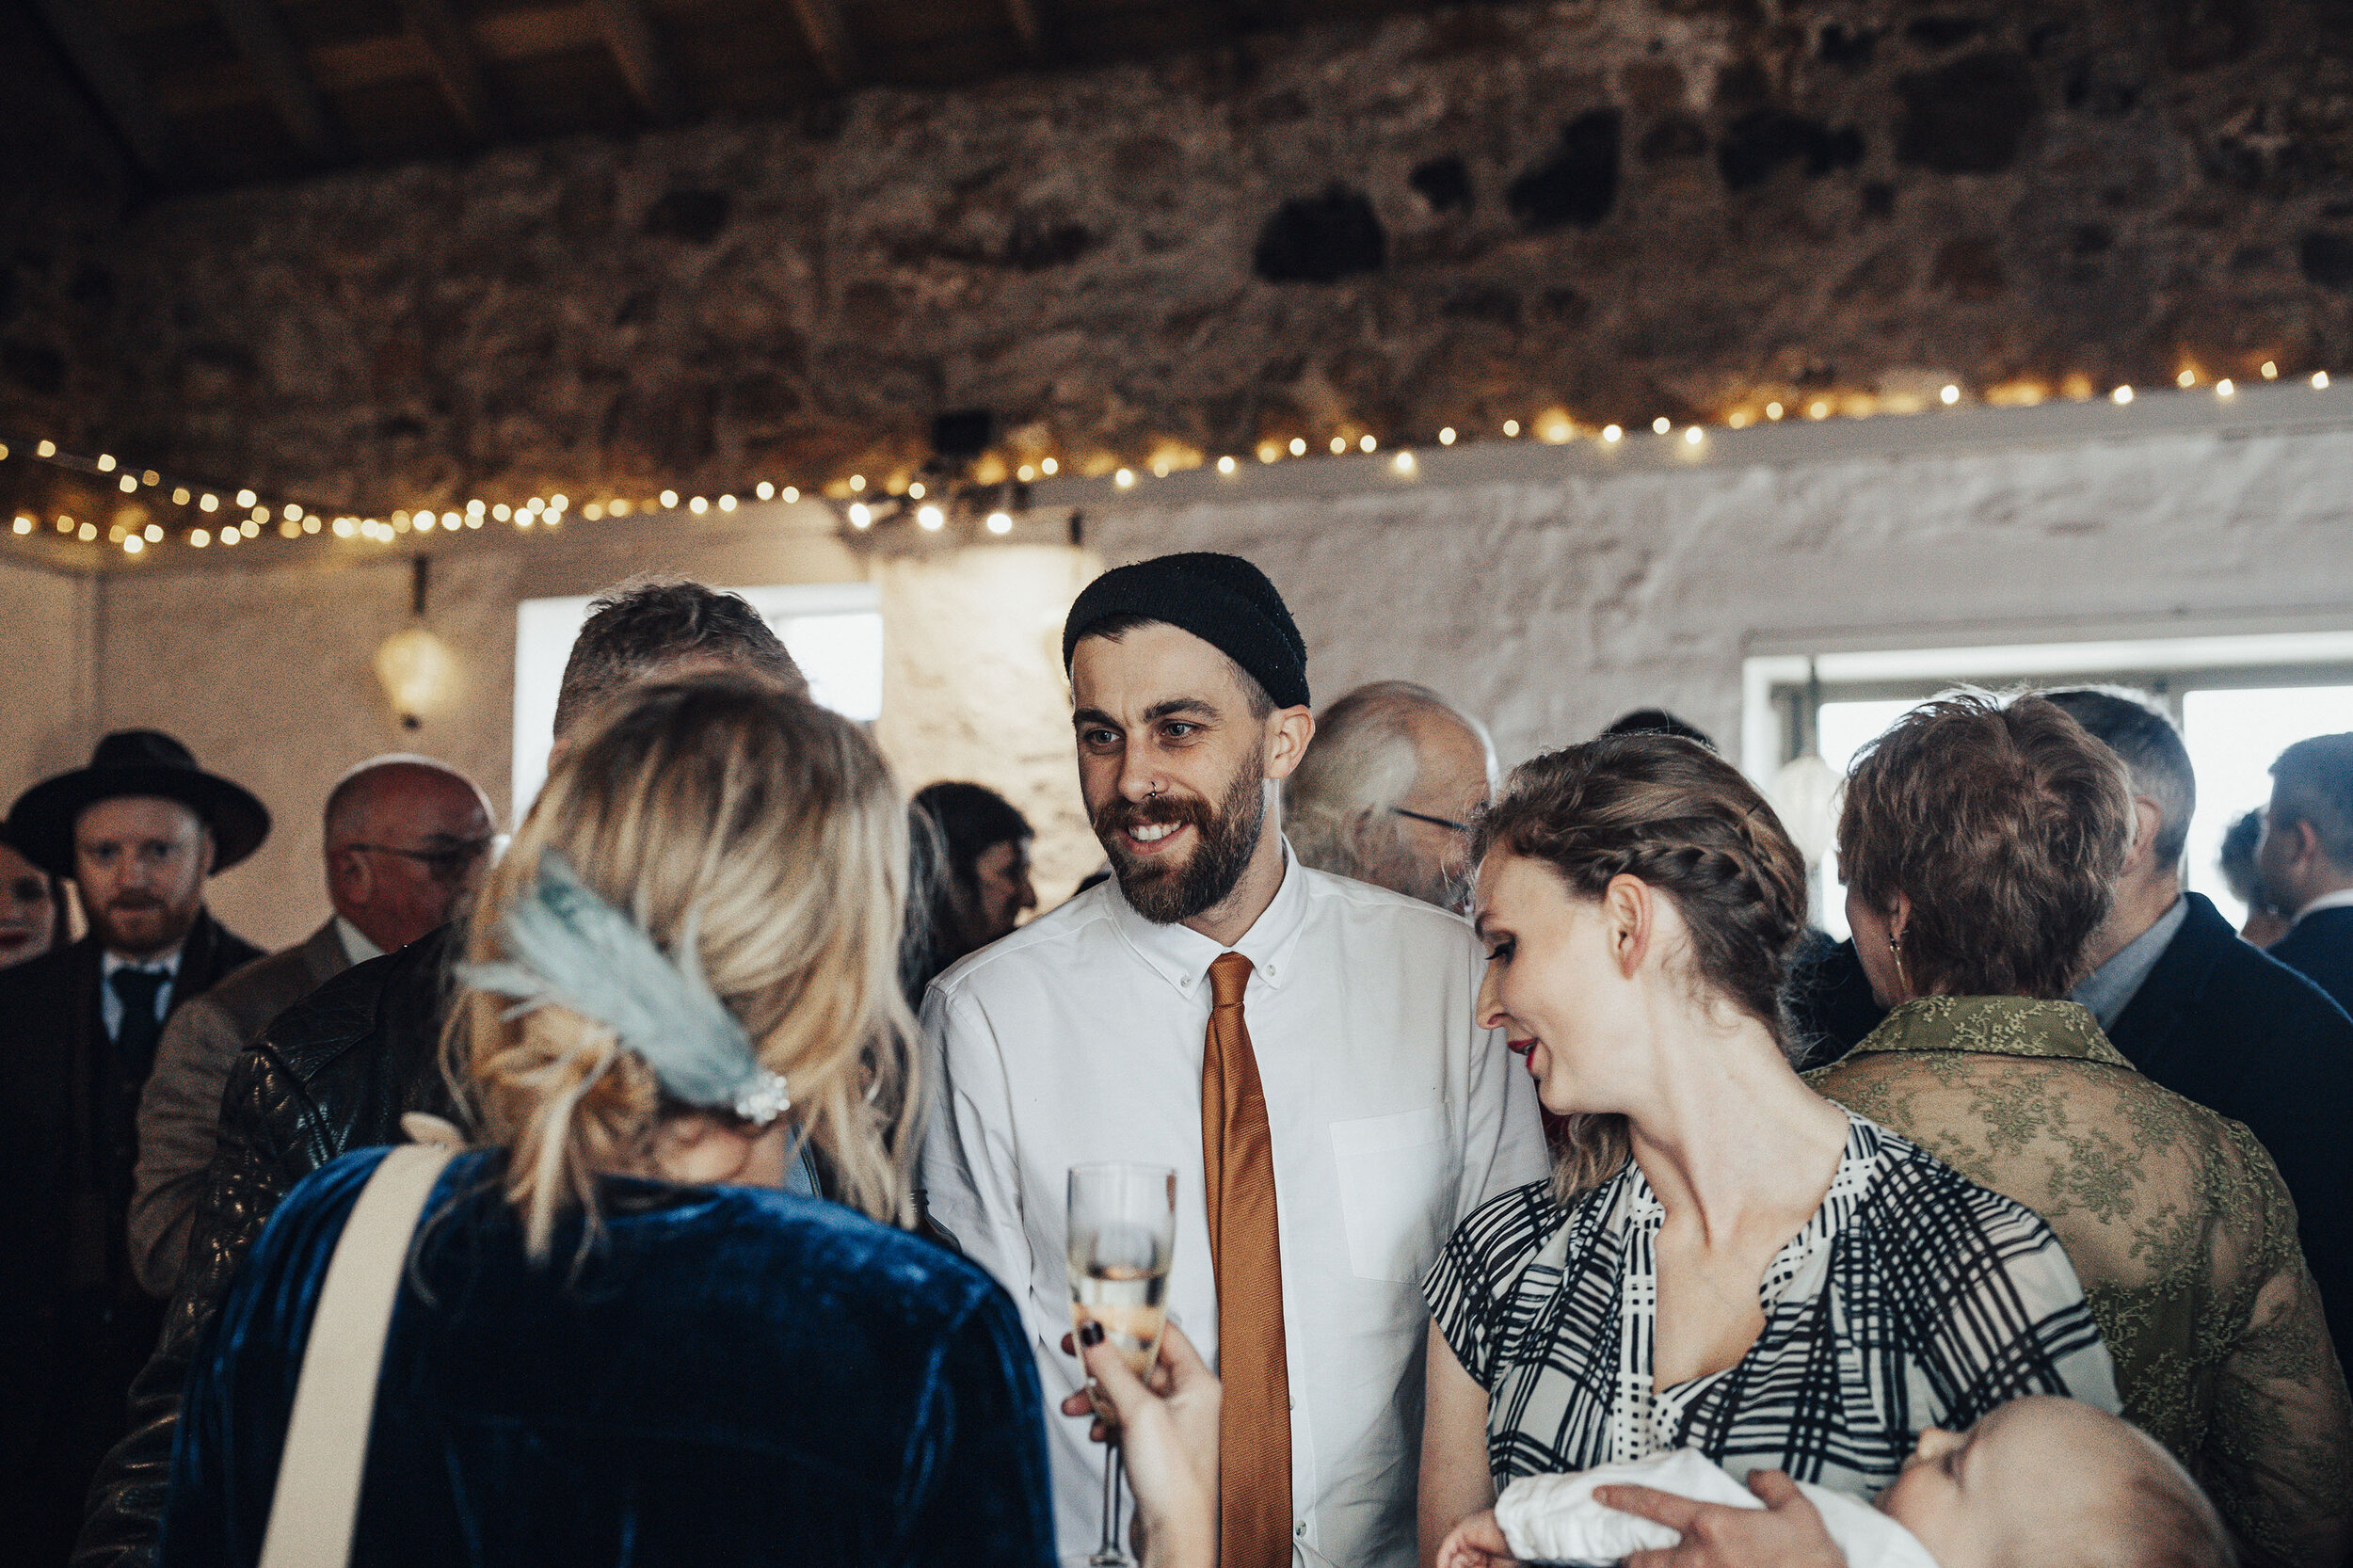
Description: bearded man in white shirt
xmin=921 ymin=552 xmax=1546 ymax=1568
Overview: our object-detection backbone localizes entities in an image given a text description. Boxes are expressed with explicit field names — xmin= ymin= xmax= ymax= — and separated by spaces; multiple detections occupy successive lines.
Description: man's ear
xmin=1263 ymin=706 xmax=1316 ymax=782
xmin=198 ymin=828 xmax=216 ymax=879
xmin=2124 ymin=797 xmax=2164 ymax=870
xmin=1888 ymin=888 xmax=1913 ymax=946
xmin=328 ymin=846 xmax=374 ymax=905
xmin=1602 ymin=873 xmax=1652 ymax=978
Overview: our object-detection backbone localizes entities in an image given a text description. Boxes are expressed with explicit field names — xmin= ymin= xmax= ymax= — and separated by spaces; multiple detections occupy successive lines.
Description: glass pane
xmin=2181 ymin=685 xmax=2353 ymax=930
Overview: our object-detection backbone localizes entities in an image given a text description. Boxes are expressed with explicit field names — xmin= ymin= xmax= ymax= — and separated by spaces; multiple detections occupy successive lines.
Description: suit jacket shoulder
xmin=2269 ymin=906 xmax=2353 ymax=1016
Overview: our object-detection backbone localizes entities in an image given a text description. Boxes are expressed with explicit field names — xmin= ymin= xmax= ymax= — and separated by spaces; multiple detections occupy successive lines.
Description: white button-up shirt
xmin=921 ymin=843 xmax=1548 ymax=1568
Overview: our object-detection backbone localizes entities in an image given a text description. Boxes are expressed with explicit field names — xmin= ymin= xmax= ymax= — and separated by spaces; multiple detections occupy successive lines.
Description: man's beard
xmin=1095 ymin=764 xmax=1267 ymax=925
xmin=90 ymin=890 xmax=201 ymax=959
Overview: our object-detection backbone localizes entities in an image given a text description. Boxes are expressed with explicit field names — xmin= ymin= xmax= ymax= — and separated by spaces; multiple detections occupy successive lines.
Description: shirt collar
xmin=335 ymin=915 xmax=387 ymax=966
xmin=1107 ymin=837 xmax=1313 ymax=1000
xmin=1850 ymin=994 xmax=2133 ymax=1068
xmin=101 ymin=945 xmax=183 ymax=980
xmin=2293 ymin=886 xmax=2353 ymax=923
xmin=2070 ymin=894 xmax=2187 ymax=1028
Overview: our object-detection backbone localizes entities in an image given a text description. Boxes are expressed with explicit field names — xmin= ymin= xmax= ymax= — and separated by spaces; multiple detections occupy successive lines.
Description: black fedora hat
xmin=6 ymin=730 xmax=270 ymax=879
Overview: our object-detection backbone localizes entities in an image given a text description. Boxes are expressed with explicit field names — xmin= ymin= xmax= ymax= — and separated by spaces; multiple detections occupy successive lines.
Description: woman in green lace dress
xmin=1813 ymin=693 xmax=2352 ymax=1568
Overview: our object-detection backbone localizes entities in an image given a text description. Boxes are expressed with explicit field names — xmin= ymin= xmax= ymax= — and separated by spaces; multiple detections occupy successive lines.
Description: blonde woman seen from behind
xmin=156 ymin=677 xmax=1214 ymax=1568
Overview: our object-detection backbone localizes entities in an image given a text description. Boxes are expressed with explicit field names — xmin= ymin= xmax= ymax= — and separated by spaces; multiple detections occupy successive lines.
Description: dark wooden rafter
xmin=587 ymin=0 xmax=685 ymax=122
xmin=789 ymin=0 xmax=859 ymax=88
xmin=210 ymin=0 xmax=347 ymax=163
xmin=393 ymin=0 xmax=504 ymax=139
xmin=25 ymin=0 xmax=184 ymax=184
xmin=1004 ymin=0 xmax=1048 ymax=57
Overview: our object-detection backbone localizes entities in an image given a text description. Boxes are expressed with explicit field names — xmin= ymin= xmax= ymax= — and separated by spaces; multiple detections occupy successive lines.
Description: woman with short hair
xmin=1815 ymin=694 xmax=2352 ymax=1566
xmin=1417 ymin=733 xmax=2117 ymax=1565
xmin=156 ymin=677 xmax=1213 ymax=1568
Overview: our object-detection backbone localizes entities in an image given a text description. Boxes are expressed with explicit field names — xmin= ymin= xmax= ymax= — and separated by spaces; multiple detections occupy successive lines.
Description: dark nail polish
xmin=1079 ymin=1320 xmax=1106 ymax=1347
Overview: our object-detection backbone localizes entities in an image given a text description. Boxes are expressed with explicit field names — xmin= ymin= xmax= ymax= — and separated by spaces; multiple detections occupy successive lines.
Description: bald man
xmin=125 ymin=756 xmax=493 ymax=1295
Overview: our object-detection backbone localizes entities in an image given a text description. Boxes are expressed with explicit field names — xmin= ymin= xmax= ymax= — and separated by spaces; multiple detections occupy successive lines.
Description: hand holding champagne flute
xmin=1067 ymin=1162 xmax=1177 ymax=1566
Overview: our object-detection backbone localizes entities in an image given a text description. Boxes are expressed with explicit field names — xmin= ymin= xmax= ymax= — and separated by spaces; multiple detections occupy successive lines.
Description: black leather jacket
xmin=72 ymin=924 xmax=457 ymax=1568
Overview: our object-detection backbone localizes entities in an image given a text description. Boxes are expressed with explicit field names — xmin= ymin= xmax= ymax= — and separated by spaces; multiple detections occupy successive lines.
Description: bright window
xmin=2181 ymin=685 xmax=2353 ymax=928
xmin=512 ymin=583 xmax=883 ymax=820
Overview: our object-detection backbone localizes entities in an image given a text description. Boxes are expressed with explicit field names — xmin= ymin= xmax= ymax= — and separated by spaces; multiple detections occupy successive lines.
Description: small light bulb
xmin=467 ymin=498 xmax=486 ymax=515
xmin=303 ymin=516 xmax=320 ymax=533
xmin=284 ymin=504 xmax=303 ymax=520
xmin=1289 ymin=438 xmax=1306 ymax=456
xmin=142 ymin=470 xmax=158 ymax=487
xmin=242 ymin=519 xmax=260 ymax=536
xmin=2262 ymin=360 xmax=2279 ymax=379
xmin=1603 ymin=424 xmax=1623 ymax=442
xmin=119 ymin=474 xmax=136 ymax=493
xmin=2216 ymin=378 xmax=2235 ymax=397
xmin=584 ymin=503 xmax=603 ymax=520
xmin=1152 ymin=458 xmax=1171 ymax=477
xmin=1439 ymin=427 xmax=1456 ymax=445
xmin=1115 ymin=469 xmax=1136 ymax=488
xmin=1940 ymin=384 xmax=1961 ymax=405
xmin=79 ymin=521 xmax=98 ymax=541
xmin=660 ymin=489 xmax=680 ymax=508
xmin=782 ymin=488 xmax=799 ymax=504
xmin=1808 ymin=401 xmax=1831 ymax=420
xmin=1017 ymin=464 xmax=1037 ymax=482
xmin=1258 ymin=442 xmax=1279 ymax=464
xmin=985 ymin=511 xmax=1014 ymax=536
xmin=2314 ymin=372 xmax=2332 ymax=391
xmin=917 ymin=504 xmax=945 ymax=530
xmin=10 ymin=516 xmax=29 ymax=535
xmin=144 ymin=523 xmax=162 ymax=541
xmin=172 ymin=487 xmax=190 ymax=504
xmin=492 ymin=504 xmax=511 ymax=520
xmin=551 ymin=494 xmax=568 ymax=510
xmin=200 ymin=493 xmax=219 ymax=512
xmin=191 ymin=529 xmax=210 ymax=547
xmin=1218 ymin=456 xmax=1237 ymax=474
xmin=416 ymin=513 xmax=438 ymax=532
xmin=719 ymin=494 xmax=737 ymax=511
xmin=334 ymin=518 xmax=355 ymax=537
xmin=1041 ymin=458 xmax=1058 ymax=476
xmin=1766 ymin=402 xmax=1784 ymax=420
xmin=1330 ymin=436 xmax=1347 ymax=455
xmin=849 ymin=473 xmax=867 ymax=491
xmin=219 ymin=525 xmax=238 ymax=545
xmin=1652 ymin=417 xmax=1672 ymax=435
xmin=848 ymin=502 xmax=872 ymax=528
xmin=2112 ymin=385 xmax=2135 ymax=405
xmin=1360 ymin=434 xmax=1376 ymax=453
xmin=2177 ymin=369 xmax=2197 ymax=389
xmin=278 ymin=520 xmax=299 ymax=538
xmin=689 ymin=496 xmax=708 ymax=514
xmin=37 ymin=440 xmax=56 ymax=456
xmin=236 ymin=488 xmax=256 ymax=507
xmin=1503 ymin=420 xmax=1521 ymax=438
xmin=96 ymin=454 xmax=116 ymax=472
xmin=1392 ymin=451 xmax=1417 ymax=474
xmin=123 ymin=535 xmax=143 ymax=554
xmin=755 ymin=481 xmax=775 ymax=501
xmin=1683 ymin=425 xmax=1703 ymax=446
xmin=610 ymin=498 xmax=632 ymax=516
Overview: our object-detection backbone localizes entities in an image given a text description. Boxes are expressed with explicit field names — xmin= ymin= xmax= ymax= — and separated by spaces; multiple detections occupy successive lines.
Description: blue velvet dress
xmin=157 ymin=1147 xmax=1058 ymax=1567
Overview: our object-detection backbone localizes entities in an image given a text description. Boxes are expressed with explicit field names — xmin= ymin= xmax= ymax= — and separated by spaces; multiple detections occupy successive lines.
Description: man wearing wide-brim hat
xmin=0 ymin=730 xmax=267 ymax=1566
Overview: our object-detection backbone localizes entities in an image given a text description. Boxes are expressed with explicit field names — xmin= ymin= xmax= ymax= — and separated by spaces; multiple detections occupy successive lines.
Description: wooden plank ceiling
xmin=18 ymin=0 xmax=1448 ymax=190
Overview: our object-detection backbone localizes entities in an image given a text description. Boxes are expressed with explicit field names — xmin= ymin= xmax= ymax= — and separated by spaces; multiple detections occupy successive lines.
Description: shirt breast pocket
xmin=1328 ymin=1104 xmax=1453 ymax=1284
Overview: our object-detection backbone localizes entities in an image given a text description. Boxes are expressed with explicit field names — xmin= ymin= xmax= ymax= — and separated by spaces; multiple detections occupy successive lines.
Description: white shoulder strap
xmin=258 ymin=1143 xmax=457 ymax=1568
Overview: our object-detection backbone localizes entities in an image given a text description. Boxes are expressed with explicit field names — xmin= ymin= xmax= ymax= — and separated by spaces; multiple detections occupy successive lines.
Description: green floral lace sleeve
xmin=1811 ymin=997 xmax=2353 ymax=1568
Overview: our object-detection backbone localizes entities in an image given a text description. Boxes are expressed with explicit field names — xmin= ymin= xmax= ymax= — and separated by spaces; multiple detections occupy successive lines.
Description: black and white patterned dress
xmin=1422 ymin=1111 xmax=2117 ymax=1496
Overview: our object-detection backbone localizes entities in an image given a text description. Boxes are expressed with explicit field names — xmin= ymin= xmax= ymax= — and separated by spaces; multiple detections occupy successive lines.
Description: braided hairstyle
xmin=1473 ymin=734 xmax=1812 ymax=1199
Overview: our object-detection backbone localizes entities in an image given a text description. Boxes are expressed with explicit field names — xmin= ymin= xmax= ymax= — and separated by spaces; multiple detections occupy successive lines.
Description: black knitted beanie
xmin=1061 ymin=552 xmax=1310 ymax=711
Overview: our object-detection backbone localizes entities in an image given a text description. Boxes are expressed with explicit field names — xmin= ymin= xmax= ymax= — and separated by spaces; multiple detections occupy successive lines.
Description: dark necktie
xmin=1201 ymin=952 xmax=1292 ymax=1567
xmin=110 ymin=966 xmax=168 ymax=1077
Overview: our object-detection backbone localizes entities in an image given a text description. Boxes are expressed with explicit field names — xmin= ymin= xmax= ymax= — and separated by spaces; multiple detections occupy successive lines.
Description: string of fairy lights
xmin=2 ymin=359 xmax=2341 ymax=563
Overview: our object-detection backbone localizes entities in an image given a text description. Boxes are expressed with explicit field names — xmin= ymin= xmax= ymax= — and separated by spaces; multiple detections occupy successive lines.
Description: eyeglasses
xmin=344 ymin=837 xmax=498 ymax=881
xmin=1390 ymin=807 xmax=1476 ymax=835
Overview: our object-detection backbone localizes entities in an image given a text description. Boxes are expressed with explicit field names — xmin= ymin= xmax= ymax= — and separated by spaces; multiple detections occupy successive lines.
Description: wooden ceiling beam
xmin=586 ymin=0 xmax=684 ymax=121
xmin=1004 ymin=0 xmax=1049 ymax=57
xmin=209 ymin=0 xmax=347 ymax=163
xmin=25 ymin=0 xmax=184 ymax=184
xmin=394 ymin=0 xmax=504 ymax=140
xmin=789 ymin=0 xmax=858 ymax=88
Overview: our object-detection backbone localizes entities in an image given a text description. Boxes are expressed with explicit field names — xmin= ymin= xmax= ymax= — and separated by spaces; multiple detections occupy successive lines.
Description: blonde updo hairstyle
xmin=450 ymin=676 xmax=920 ymax=1260
xmin=1472 ymin=734 xmax=1812 ymax=1202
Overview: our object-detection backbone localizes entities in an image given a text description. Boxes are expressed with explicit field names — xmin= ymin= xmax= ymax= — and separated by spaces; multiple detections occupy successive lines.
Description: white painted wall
xmin=8 ymin=401 xmax=2352 ymax=952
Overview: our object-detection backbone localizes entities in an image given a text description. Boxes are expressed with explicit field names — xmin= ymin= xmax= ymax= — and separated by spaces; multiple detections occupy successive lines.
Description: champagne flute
xmin=1066 ymin=1162 xmax=1176 ymax=1568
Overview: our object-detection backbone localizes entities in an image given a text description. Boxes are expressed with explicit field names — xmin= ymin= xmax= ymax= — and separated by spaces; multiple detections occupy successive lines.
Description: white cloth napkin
xmin=1494 ymin=1449 xmax=1939 ymax=1568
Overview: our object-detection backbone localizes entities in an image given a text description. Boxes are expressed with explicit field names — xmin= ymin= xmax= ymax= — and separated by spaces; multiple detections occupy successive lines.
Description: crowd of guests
xmin=1 ymin=560 xmax=2351 ymax=1568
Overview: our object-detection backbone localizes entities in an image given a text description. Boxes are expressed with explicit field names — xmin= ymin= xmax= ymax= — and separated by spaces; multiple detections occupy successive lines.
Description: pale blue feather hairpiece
xmin=456 ymin=851 xmax=792 ymax=1125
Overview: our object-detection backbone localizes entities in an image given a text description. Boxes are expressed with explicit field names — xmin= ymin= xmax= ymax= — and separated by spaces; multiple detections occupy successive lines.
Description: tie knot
xmin=111 ymin=967 xmax=167 ymax=1007
xmin=1208 ymin=952 xmax=1253 ymax=1009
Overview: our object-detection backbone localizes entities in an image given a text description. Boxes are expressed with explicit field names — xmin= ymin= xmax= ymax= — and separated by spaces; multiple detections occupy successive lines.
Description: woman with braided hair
xmin=1416 ymin=732 xmax=2118 ymax=1565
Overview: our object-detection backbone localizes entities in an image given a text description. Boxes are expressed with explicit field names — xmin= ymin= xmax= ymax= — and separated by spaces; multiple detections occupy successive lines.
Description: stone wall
xmin=5 ymin=0 xmax=2353 ymax=520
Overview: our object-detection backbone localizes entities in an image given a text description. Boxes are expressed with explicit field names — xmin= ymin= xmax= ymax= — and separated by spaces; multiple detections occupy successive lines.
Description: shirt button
xmin=1294 ymin=1523 xmax=1305 ymax=1537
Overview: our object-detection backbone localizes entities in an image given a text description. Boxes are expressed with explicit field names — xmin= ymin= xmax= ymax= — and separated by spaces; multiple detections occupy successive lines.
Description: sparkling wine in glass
xmin=1066 ymin=1162 xmax=1176 ymax=1568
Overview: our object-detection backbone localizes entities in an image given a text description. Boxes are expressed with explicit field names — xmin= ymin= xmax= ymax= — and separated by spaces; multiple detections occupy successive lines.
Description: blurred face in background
xmin=952 ymin=836 xmax=1037 ymax=951
xmin=0 ymin=841 xmax=56 ymax=969
xmin=73 ymin=795 xmax=212 ymax=959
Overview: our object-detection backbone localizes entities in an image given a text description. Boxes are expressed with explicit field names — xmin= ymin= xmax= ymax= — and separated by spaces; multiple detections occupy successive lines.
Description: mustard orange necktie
xmin=1202 ymin=952 xmax=1292 ymax=1568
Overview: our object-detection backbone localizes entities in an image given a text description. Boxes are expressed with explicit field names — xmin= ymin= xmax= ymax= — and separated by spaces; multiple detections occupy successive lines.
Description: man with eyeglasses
xmin=1284 ymin=680 xmax=1498 ymax=912
xmin=125 ymin=755 xmax=494 ymax=1300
